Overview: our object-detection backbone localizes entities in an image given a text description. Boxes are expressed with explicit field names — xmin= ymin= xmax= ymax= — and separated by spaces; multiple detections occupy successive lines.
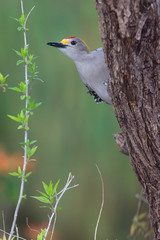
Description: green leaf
xmin=19 ymin=13 xmax=25 ymax=26
xmin=8 ymin=172 xmax=19 ymax=177
xmin=23 ymin=194 xmax=27 ymax=199
xmin=31 ymin=196 xmax=51 ymax=204
xmin=39 ymin=206 xmax=51 ymax=209
xmin=8 ymin=114 xmax=21 ymax=123
xmin=0 ymin=73 xmax=9 ymax=83
xmin=48 ymin=181 xmax=53 ymax=195
xmin=52 ymin=179 xmax=60 ymax=195
xmin=2 ymin=234 xmax=7 ymax=240
xmin=42 ymin=181 xmax=50 ymax=195
xmin=21 ymin=47 xmax=28 ymax=58
xmin=16 ymin=59 xmax=24 ymax=66
xmin=25 ymin=171 xmax=32 ymax=178
xmin=56 ymin=206 xmax=61 ymax=211
xmin=37 ymin=230 xmax=46 ymax=240
xmin=28 ymin=145 xmax=38 ymax=157
xmin=50 ymin=197 xmax=54 ymax=204
xmin=30 ymin=140 xmax=37 ymax=145
xmin=32 ymin=102 xmax=42 ymax=110
xmin=18 ymin=166 xmax=22 ymax=174
xmin=17 ymin=125 xmax=23 ymax=130
xmin=14 ymin=49 xmax=22 ymax=57
xmin=9 ymin=87 xmax=22 ymax=92
xmin=0 ymin=73 xmax=3 ymax=81
xmin=138 ymin=212 xmax=147 ymax=220
xmin=29 ymin=158 xmax=36 ymax=162
xmin=20 ymin=81 xmax=26 ymax=92
xmin=17 ymin=26 xmax=23 ymax=31
xmin=37 ymin=190 xmax=49 ymax=198
xmin=20 ymin=95 xmax=25 ymax=100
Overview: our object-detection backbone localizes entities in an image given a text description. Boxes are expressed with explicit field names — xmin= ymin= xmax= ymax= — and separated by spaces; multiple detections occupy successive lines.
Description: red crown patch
xmin=66 ymin=36 xmax=77 ymax=39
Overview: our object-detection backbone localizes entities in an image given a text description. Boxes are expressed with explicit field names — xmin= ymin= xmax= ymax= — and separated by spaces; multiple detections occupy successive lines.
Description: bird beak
xmin=46 ymin=42 xmax=67 ymax=48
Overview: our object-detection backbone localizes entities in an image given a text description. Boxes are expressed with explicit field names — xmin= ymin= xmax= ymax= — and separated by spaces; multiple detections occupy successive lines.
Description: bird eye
xmin=71 ymin=40 xmax=77 ymax=45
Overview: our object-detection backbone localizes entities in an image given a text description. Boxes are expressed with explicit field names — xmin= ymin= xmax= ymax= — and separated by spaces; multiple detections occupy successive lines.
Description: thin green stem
xmin=8 ymin=1 xmax=31 ymax=238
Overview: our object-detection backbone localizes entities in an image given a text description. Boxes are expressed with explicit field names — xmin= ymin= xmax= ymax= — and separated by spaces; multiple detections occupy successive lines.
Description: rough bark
xmin=96 ymin=0 xmax=160 ymax=238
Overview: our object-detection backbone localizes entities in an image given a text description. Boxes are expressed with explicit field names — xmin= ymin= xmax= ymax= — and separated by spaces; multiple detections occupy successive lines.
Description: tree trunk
xmin=96 ymin=0 xmax=160 ymax=238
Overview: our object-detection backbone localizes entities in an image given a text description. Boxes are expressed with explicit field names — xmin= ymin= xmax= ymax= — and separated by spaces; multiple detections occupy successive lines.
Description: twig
xmin=2 ymin=211 xmax=5 ymax=234
xmin=43 ymin=173 xmax=77 ymax=240
xmin=49 ymin=189 xmax=58 ymax=240
xmin=8 ymin=1 xmax=34 ymax=239
xmin=24 ymin=6 xmax=35 ymax=27
xmin=15 ymin=225 xmax=19 ymax=240
xmin=26 ymin=218 xmax=40 ymax=234
xmin=94 ymin=165 xmax=104 ymax=240
xmin=50 ymin=211 xmax=57 ymax=240
xmin=0 ymin=229 xmax=26 ymax=240
xmin=56 ymin=184 xmax=79 ymax=196
xmin=135 ymin=189 xmax=143 ymax=218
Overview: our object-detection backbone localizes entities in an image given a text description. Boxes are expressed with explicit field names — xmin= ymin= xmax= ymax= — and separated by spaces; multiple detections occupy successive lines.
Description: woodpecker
xmin=47 ymin=37 xmax=112 ymax=105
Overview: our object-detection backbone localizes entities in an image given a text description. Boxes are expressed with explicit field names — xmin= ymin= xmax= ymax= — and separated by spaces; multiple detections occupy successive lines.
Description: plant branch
xmin=43 ymin=173 xmax=77 ymax=240
xmin=94 ymin=165 xmax=104 ymax=240
xmin=8 ymin=1 xmax=33 ymax=239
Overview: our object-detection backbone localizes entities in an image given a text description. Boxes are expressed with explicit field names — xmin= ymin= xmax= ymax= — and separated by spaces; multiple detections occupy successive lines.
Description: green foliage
xmin=130 ymin=212 xmax=153 ymax=239
xmin=0 ymin=72 xmax=9 ymax=92
xmin=13 ymin=13 xmax=27 ymax=31
xmin=9 ymin=166 xmax=32 ymax=182
xmin=37 ymin=229 xmax=46 ymax=240
xmin=32 ymin=180 xmax=60 ymax=211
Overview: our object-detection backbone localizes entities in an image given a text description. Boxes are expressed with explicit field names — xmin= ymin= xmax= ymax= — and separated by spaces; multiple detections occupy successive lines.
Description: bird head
xmin=47 ymin=37 xmax=90 ymax=61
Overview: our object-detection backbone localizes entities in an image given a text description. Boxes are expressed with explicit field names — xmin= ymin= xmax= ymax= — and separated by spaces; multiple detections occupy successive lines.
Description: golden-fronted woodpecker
xmin=47 ymin=37 xmax=112 ymax=105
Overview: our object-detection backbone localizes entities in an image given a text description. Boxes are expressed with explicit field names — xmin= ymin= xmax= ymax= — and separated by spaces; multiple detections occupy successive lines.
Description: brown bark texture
xmin=96 ymin=0 xmax=160 ymax=238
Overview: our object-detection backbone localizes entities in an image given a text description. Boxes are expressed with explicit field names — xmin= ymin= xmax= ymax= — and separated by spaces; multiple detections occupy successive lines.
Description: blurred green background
xmin=0 ymin=0 xmax=141 ymax=239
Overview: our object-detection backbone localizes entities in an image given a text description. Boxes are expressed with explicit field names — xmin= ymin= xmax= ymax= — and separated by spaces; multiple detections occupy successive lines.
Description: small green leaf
xmin=19 ymin=13 xmax=25 ymax=26
xmin=21 ymin=46 xmax=28 ymax=58
xmin=48 ymin=181 xmax=53 ymax=195
xmin=17 ymin=125 xmax=23 ymax=130
xmin=0 ymin=73 xmax=3 ymax=81
xmin=28 ymin=146 xmax=38 ymax=157
xmin=2 ymin=234 xmax=7 ymax=240
xmin=25 ymin=171 xmax=32 ymax=178
xmin=9 ymin=87 xmax=22 ymax=92
xmin=23 ymin=194 xmax=27 ymax=199
xmin=14 ymin=49 xmax=22 ymax=57
xmin=42 ymin=181 xmax=50 ymax=195
xmin=8 ymin=172 xmax=19 ymax=177
xmin=52 ymin=179 xmax=60 ymax=195
xmin=8 ymin=114 xmax=21 ymax=123
xmin=16 ymin=59 xmax=24 ymax=66
xmin=32 ymin=102 xmax=42 ymax=110
xmin=31 ymin=196 xmax=51 ymax=204
xmin=56 ymin=206 xmax=61 ymax=211
xmin=37 ymin=229 xmax=46 ymax=240
xmin=20 ymin=95 xmax=25 ymax=100
xmin=30 ymin=140 xmax=37 ymax=145
xmin=50 ymin=197 xmax=54 ymax=204
xmin=29 ymin=158 xmax=37 ymax=162
xmin=37 ymin=190 xmax=49 ymax=198
xmin=20 ymin=81 xmax=26 ymax=92
xmin=17 ymin=26 xmax=23 ymax=31
xmin=18 ymin=166 xmax=22 ymax=174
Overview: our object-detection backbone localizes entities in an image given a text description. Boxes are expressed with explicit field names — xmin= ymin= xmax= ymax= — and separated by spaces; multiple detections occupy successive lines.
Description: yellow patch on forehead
xmin=81 ymin=39 xmax=90 ymax=52
xmin=61 ymin=39 xmax=68 ymax=45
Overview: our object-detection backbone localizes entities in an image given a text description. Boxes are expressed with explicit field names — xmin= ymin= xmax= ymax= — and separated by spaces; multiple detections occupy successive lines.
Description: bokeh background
xmin=0 ymin=0 xmax=141 ymax=239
